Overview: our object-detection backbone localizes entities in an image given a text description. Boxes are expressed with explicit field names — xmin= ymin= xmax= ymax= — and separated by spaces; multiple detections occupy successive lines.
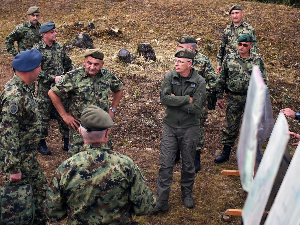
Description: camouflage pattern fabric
xmin=33 ymin=40 xmax=74 ymax=140
xmin=193 ymin=51 xmax=217 ymax=151
xmin=44 ymin=143 xmax=156 ymax=224
xmin=51 ymin=66 xmax=124 ymax=156
xmin=5 ymin=21 xmax=42 ymax=56
xmin=0 ymin=75 xmax=48 ymax=223
xmin=216 ymin=51 xmax=267 ymax=146
xmin=217 ymin=21 xmax=257 ymax=67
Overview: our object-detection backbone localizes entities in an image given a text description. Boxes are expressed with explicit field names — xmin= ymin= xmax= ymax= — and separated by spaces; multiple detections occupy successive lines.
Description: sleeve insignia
xmin=9 ymin=102 xmax=18 ymax=114
xmin=57 ymin=75 xmax=65 ymax=85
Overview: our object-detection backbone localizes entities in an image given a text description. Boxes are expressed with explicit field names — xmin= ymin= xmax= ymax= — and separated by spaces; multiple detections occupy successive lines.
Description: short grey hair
xmin=80 ymin=125 xmax=107 ymax=141
xmin=187 ymin=43 xmax=197 ymax=51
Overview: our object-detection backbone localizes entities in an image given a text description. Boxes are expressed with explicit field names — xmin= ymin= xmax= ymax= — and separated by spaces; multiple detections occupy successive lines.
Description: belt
xmin=225 ymin=89 xmax=247 ymax=96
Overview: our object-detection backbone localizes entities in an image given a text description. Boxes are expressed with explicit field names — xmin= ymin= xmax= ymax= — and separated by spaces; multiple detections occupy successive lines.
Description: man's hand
xmin=217 ymin=99 xmax=224 ymax=109
xmin=282 ymin=108 xmax=296 ymax=119
xmin=288 ymin=131 xmax=300 ymax=146
xmin=108 ymin=109 xmax=115 ymax=118
xmin=62 ymin=113 xmax=80 ymax=130
xmin=217 ymin=66 xmax=222 ymax=73
xmin=10 ymin=172 xmax=22 ymax=182
xmin=189 ymin=97 xmax=193 ymax=103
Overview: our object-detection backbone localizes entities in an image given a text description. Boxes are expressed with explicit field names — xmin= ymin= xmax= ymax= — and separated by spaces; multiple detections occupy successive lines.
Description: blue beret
xmin=40 ymin=21 xmax=55 ymax=33
xmin=12 ymin=49 xmax=42 ymax=72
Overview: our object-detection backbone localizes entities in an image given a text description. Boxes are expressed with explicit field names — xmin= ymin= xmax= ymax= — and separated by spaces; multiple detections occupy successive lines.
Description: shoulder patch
xmin=9 ymin=102 xmax=18 ymax=114
xmin=57 ymin=76 xmax=65 ymax=85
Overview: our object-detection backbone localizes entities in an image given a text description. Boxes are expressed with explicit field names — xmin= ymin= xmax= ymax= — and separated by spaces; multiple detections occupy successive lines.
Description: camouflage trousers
xmin=37 ymin=90 xmax=69 ymax=140
xmin=197 ymin=106 xmax=208 ymax=152
xmin=67 ymin=129 xmax=112 ymax=158
xmin=5 ymin=146 xmax=48 ymax=224
xmin=222 ymin=94 xmax=247 ymax=147
xmin=157 ymin=123 xmax=199 ymax=202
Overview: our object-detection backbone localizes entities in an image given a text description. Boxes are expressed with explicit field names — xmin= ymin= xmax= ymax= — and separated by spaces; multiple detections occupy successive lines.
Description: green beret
xmin=83 ymin=49 xmax=104 ymax=60
xmin=27 ymin=6 xmax=40 ymax=15
xmin=175 ymin=49 xmax=195 ymax=59
xmin=229 ymin=5 xmax=243 ymax=13
xmin=178 ymin=36 xmax=197 ymax=44
xmin=40 ymin=21 xmax=55 ymax=33
xmin=81 ymin=105 xmax=113 ymax=132
xmin=237 ymin=34 xmax=256 ymax=43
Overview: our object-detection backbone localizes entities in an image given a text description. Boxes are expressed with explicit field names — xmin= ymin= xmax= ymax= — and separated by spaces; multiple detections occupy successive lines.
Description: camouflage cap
xmin=12 ymin=49 xmax=42 ymax=72
xmin=27 ymin=6 xmax=40 ymax=15
xmin=81 ymin=105 xmax=113 ymax=132
xmin=40 ymin=21 xmax=55 ymax=33
xmin=178 ymin=36 xmax=197 ymax=44
xmin=237 ymin=34 xmax=256 ymax=43
xmin=175 ymin=49 xmax=195 ymax=59
xmin=229 ymin=5 xmax=243 ymax=13
xmin=83 ymin=49 xmax=104 ymax=60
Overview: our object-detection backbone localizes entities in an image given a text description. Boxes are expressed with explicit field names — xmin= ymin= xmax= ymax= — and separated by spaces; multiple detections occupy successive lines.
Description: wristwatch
xmin=295 ymin=112 xmax=300 ymax=120
xmin=109 ymin=107 xmax=117 ymax=113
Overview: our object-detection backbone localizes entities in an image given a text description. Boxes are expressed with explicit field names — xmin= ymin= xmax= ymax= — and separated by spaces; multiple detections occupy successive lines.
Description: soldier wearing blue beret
xmin=0 ymin=49 xmax=48 ymax=224
xmin=33 ymin=21 xmax=74 ymax=155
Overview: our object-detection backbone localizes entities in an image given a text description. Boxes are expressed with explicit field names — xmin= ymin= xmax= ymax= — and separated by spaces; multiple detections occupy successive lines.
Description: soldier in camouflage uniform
xmin=48 ymin=49 xmax=124 ymax=157
xmin=217 ymin=5 xmax=257 ymax=73
xmin=44 ymin=105 xmax=156 ymax=224
xmin=33 ymin=21 xmax=74 ymax=155
xmin=214 ymin=34 xmax=267 ymax=164
xmin=153 ymin=49 xmax=206 ymax=213
xmin=0 ymin=49 xmax=48 ymax=224
xmin=5 ymin=6 xmax=42 ymax=56
xmin=177 ymin=35 xmax=217 ymax=173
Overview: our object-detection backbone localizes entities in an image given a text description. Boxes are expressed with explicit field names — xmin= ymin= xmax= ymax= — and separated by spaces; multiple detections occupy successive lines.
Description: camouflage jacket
xmin=0 ymin=75 xmax=41 ymax=174
xmin=5 ymin=21 xmax=42 ymax=56
xmin=44 ymin=143 xmax=156 ymax=224
xmin=51 ymin=66 xmax=123 ymax=121
xmin=217 ymin=20 xmax=257 ymax=67
xmin=193 ymin=50 xmax=217 ymax=90
xmin=160 ymin=68 xmax=206 ymax=128
xmin=33 ymin=40 xmax=74 ymax=94
xmin=216 ymin=51 xmax=267 ymax=99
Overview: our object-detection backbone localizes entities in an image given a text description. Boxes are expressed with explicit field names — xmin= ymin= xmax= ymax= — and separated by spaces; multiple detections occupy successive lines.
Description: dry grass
xmin=0 ymin=0 xmax=299 ymax=224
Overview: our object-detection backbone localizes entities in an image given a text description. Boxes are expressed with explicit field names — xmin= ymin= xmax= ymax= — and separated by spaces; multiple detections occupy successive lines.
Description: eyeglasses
xmin=238 ymin=43 xmax=250 ymax=47
xmin=174 ymin=59 xmax=191 ymax=64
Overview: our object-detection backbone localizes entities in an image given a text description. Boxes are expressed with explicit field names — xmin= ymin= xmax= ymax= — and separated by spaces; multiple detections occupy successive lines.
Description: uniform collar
xmin=14 ymin=74 xmax=33 ymax=93
xmin=40 ymin=39 xmax=56 ymax=48
xmin=173 ymin=68 xmax=198 ymax=83
xmin=231 ymin=20 xmax=245 ymax=28
xmin=25 ymin=20 xmax=41 ymax=29
xmin=81 ymin=142 xmax=109 ymax=152
xmin=82 ymin=67 xmax=103 ymax=78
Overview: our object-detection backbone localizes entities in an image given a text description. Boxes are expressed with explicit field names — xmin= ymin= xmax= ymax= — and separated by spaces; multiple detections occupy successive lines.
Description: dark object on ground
xmin=88 ymin=23 xmax=95 ymax=30
xmin=138 ymin=43 xmax=156 ymax=61
xmin=118 ymin=49 xmax=133 ymax=63
xmin=65 ymin=33 xmax=94 ymax=50
xmin=74 ymin=22 xmax=84 ymax=27
xmin=107 ymin=27 xmax=122 ymax=37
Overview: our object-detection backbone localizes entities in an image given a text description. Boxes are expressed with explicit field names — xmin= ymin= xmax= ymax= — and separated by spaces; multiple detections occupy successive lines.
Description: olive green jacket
xmin=160 ymin=68 xmax=206 ymax=128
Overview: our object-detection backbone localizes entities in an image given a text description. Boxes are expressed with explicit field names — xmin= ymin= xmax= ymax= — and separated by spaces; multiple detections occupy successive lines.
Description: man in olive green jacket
xmin=153 ymin=49 xmax=206 ymax=213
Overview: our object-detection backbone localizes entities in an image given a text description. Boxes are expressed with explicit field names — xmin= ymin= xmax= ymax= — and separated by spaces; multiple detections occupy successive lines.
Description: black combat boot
xmin=194 ymin=150 xmax=201 ymax=173
xmin=62 ymin=138 xmax=69 ymax=151
xmin=151 ymin=201 xmax=169 ymax=215
xmin=214 ymin=145 xmax=231 ymax=164
xmin=175 ymin=149 xmax=180 ymax=163
xmin=37 ymin=139 xmax=51 ymax=155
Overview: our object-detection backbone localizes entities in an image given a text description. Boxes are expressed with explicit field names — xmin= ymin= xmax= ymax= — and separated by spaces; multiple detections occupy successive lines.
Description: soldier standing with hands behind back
xmin=5 ymin=6 xmax=42 ymax=56
xmin=217 ymin=5 xmax=257 ymax=73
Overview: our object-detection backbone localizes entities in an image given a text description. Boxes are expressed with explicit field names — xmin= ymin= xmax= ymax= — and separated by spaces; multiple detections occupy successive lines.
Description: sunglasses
xmin=238 ymin=43 xmax=250 ymax=47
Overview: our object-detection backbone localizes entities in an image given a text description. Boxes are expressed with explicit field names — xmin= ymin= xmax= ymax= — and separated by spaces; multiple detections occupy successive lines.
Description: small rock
xmin=74 ymin=22 xmax=84 ymax=27
xmin=118 ymin=49 xmax=132 ymax=63
xmin=138 ymin=43 xmax=156 ymax=61
xmin=88 ymin=23 xmax=95 ymax=30
xmin=108 ymin=27 xmax=121 ymax=37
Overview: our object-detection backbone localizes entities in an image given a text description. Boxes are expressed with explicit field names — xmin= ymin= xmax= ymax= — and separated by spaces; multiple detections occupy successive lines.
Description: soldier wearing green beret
xmin=177 ymin=35 xmax=217 ymax=173
xmin=44 ymin=105 xmax=156 ymax=224
xmin=216 ymin=4 xmax=257 ymax=73
xmin=214 ymin=34 xmax=267 ymax=164
xmin=48 ymin=49 xmax=124 ymax=157
xmin=32 ymin=21 xmax=75 ymax=155
xmin=5 ymin=6 xmax=42 ymax=56
xmin=153 ymin=49 xmax=206 ymax=213
xmin=0 ymin=49 xmax=48 ymax=224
